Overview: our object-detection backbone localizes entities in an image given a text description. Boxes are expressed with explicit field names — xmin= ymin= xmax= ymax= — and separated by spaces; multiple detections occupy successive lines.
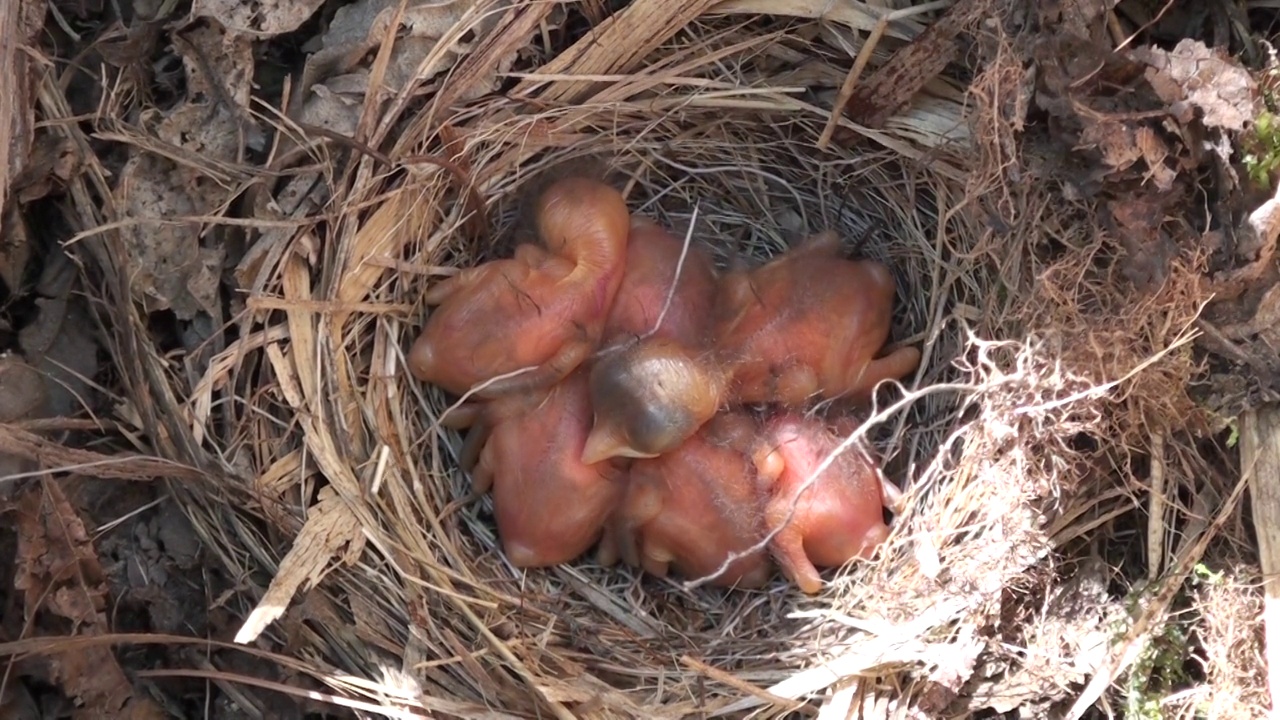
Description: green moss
xmin=1243 ymin=111 xmax=1280 ymax=190
xmin=1124 ymin=618 xmax=1191 ymax=720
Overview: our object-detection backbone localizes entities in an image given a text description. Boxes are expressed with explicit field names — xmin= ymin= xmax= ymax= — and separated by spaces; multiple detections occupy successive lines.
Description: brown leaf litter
xmin=5 ymin=481 xmax=164 ymax=718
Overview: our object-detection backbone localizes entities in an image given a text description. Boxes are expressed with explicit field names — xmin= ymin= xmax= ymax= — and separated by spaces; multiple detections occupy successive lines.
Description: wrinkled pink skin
xmin=753 ymin=412 xmax=893 ymax=594
xmin=713 ymin=231 xmax=921 ymax=406
xmin=467 ymin=370 xmax=626 ymax=567
xmin=600 ymin=412 xmax=772 ymax=588
xmin=602 ymin=216 xmax=718 ymax=347
xmin=409 ymin=177 xmax=631 ymax=399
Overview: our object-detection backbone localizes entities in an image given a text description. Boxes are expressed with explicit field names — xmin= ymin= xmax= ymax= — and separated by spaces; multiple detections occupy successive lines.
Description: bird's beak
xmin=581 ymin=425 xmax=628 ymax=465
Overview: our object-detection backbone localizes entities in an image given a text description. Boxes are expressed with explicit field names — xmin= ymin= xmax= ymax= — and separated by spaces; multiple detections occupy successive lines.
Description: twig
xmin=644 ymin=202 xmax=700 ymax=339
xmin=1146 ymin=431 xmax=1167 ymax=581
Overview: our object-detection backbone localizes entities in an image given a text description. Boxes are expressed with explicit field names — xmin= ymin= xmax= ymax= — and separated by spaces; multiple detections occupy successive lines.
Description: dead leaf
xmin=1110 ymin=196 xmax=1177 ymax=292
xmin=19 ymin=295 xmax=99 ymax=420
xmin=0 ymin=354 xmax=48 ymax=423
xmin=1133 ymin=38 xmax=1259 ymax=132
xmin=13 ymin=134 xmax=81 ymax=203
xmin=114 ymin=153 xmax=225 ymax=319
xmin=1048 ymin=0 xmax=1117 ymax=41
xmin=1135 ymin=126 xmax=1176 ymax=191
xmin=302 ymin=74 xmax=367 ymax=135
xmin=0 ymin=354 xmax=46 ymax=500
xmin=300 ymin=0 xmax=490 ymax=99
xmin=158 ymin=22 xmax=258 ymax=175
xmin=10 ymin=482 xmax=163 ymax=717
xmin=1076 ymin=118 xmax=1142 ymax=173
xmin=0 ymin=206 xmax=30 ymax=293
xmin=193 ymin=0 xmax=326 ymax=36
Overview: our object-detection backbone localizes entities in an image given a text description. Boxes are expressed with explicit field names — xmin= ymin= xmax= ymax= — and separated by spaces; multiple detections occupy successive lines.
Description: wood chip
xmin=235 ymin=486 xmax=362 ymax=644
xmin=1240 ymin=406 xmax=1280 ymax=717
xmin=842 ymin=0 xmax=985 ymax=130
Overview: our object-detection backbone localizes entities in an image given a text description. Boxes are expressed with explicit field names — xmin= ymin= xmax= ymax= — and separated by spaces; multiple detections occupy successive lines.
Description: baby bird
xmin=603 ymin=411 xmax=772 ymax=588
xmin=751 ymin=412 xmax=892 ymax=595
xmin=467 ymin=369 xmax=627 ymax=568
xmin=581 ymin=338 xmax=727 ymax=465
xmin=581 ymin=216 xmax=725 ymax=464
xmin=408 ymin=176 xmax=631 ymax=398
xmin=601 ymin=215 xmax=719 ymax=345
xmin=712 ymin=230 xmax=921 ymax=407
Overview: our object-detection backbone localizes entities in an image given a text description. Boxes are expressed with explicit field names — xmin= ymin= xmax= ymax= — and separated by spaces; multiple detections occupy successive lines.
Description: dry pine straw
xmin=51 ymin=8 xmax=1242 ymax=720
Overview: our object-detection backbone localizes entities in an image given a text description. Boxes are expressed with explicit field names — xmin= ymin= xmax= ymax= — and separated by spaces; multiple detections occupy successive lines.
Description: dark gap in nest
xmin=1069 ymin=432 xmax=1099 ymax=454
xmin=1246 ymin=8 xmax=1280 ymax=41
xmin=0 ymin=200 xmax=63 ymax=347
xmin=1118 ymin=0 xmax=1261 ymax=59
xmin=253 ymin=1 xmax=338 ymax=105
xmin=1100 ymin=506 xmax=1147 ymax=600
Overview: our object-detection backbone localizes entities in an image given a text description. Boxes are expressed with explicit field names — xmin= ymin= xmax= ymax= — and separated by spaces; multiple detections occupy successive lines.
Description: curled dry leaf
xmin=10 ymin=482 xmax=164 ymax=717
xmin=0 ymin=354 xmax=47 ymax=423
xmin=19 ymin=255 xmax=100 ymax=419
xmin=0 ymin=356 xmax=45 ymax=494
xmin=13 ymin=134 xmax=81 ymax=204
xmin=1075 ymin=119 xmax=1177 ymax=192
xmin=1133 ymin=38 xmax=1260 ymax=132
xmin=0 ymin=354 xmax=46 ymax=500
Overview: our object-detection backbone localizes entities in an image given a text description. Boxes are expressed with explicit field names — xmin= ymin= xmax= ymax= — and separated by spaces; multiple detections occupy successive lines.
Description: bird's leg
xmin=793 ymin=229 xmax=843 ymax=256
xmin=641 ymin=543 xmax=674 ymax=580
xmin=766 ymin=517 xmax=823 ymax=595
xmin=595 ymin=519 xmax=622 ymax=567
xmin=469 ymin=439 xmax=497 ymax=495
xmin=615 ymin=481 xmax=664 ymax=569
xmin=844 ymin=345 xmax=921 ymax=403
xmin=457 ymin=416 xmax=492 ymax=474
xmin=879 ymin=475 xmax=905 ymax=515
xmin=438 ymin=402 xmax=482 ymax=430
xmin=470 ymin=335 xmax=594 ymax=399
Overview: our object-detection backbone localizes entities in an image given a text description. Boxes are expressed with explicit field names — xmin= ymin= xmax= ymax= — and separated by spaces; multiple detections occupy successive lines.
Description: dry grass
xmin=21 ymin=0 xmax=1271 ymax=717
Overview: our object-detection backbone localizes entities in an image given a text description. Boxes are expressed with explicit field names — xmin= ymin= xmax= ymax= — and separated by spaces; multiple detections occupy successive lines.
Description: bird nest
xmin=66 ymin=2 xmax=1230 ymax=717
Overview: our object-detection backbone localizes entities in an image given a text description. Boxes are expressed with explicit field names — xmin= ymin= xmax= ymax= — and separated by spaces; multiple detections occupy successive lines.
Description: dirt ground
xmin=2 ymin=0 xmax=1280 ymax=718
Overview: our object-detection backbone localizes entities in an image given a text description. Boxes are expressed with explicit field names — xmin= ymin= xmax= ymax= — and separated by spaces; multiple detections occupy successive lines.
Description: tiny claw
xmin=772 ymin=530 xmax=824 ymax=595
xmin=503 ymin=538 xmax=545 ymax=568
xmin=407 ymin=333 xmax=438 ymax=382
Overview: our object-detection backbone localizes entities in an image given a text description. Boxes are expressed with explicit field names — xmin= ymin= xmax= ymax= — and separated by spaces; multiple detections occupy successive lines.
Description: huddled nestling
xmin=409 ymin=176 xmax=921 ymax=594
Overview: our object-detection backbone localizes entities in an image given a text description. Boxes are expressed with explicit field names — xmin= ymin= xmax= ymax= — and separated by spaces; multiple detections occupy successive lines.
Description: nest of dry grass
xmin=39 ymin=0 xmax=1268 ymax=717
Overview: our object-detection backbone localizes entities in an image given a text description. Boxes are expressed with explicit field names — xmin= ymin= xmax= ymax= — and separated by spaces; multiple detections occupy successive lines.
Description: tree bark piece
xmin=841 ymin=0 xmax=988 ymax=130
xmin=0 ymin=0 xmax=45 ymax=213
xmin=1238 ymin=405 xmax=1280 ymax=717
